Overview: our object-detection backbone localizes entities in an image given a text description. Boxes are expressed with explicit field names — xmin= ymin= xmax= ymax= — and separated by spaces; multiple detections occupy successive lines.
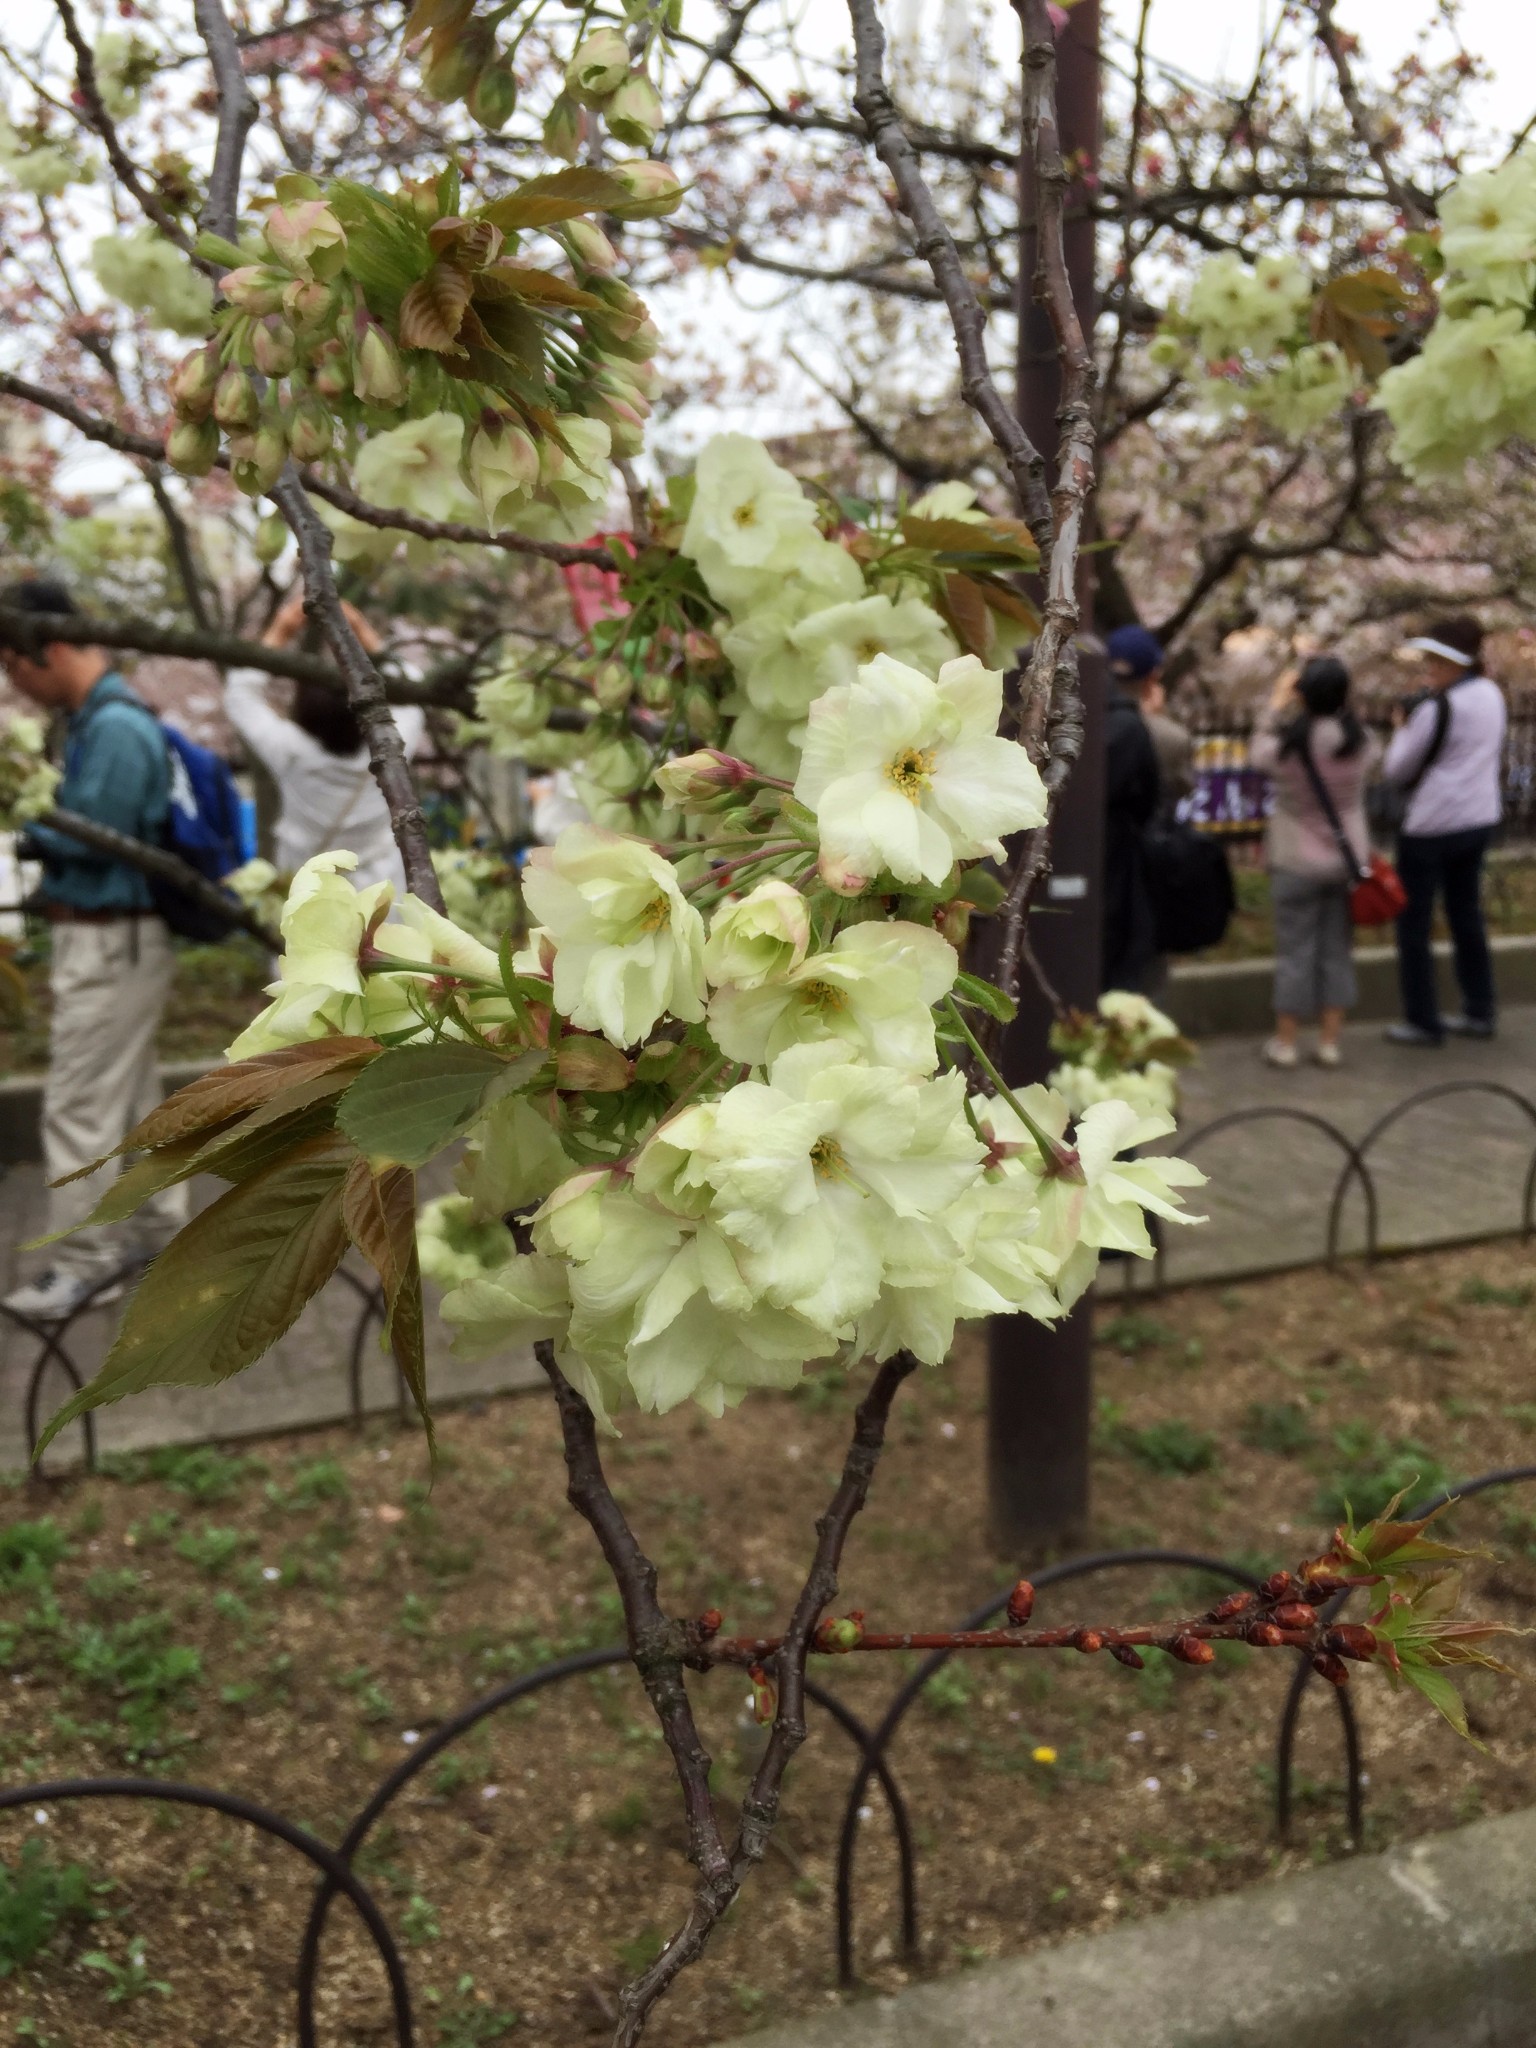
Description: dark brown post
xmin=987 ymin=0 xmax=1104 ymax=1558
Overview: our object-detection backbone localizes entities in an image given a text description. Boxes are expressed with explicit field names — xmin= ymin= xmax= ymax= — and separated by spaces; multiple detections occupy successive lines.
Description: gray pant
xmin=43 ymin=919 xmax=187 ymax=1279
xmin=1272 ymin=869 xmax=1356 ymax=1019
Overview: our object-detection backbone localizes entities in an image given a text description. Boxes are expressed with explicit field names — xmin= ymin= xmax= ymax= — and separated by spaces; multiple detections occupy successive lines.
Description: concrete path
xmin=1136 ymin=1001 xmax=1536 ymax=1291
xmin=722 ymin=1804 xmax=1536 ymax=2048
xmin=0 ymin=1158 xmax=538 ymax=1473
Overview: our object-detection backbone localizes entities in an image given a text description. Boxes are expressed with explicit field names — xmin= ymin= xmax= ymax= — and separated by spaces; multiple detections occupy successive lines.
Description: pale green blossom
xmin=1243 ymin=343 xmax=1355 ymax=437
xmin=726 ymin=704 xmax=805 ymax=779
xmin=1439 ymin=151 xmax=1536 ymax=298
xmin=1377 ymin=304 xmax=1536 ymax=477
xmin=703 ymin=880 xmax=810 ymax=990
xmin=707 ymin=918 xmax=958 ymax=1073
xmin=417 ymin=1195 xmax=518 ymax=1291
xmin=680 ymin=434 xmax=830 ymax=612
xmin=92 ymin=228 xmax=213 ymax=337
xmin=795 ymin=653 xmax=1047 ymax=887
xmin=521 ymin=823 xmax=707 ymax=1046
xmin=1185 ymin=251 xmax=1313 ymax=360
xmin=908 ymin=481 xmax=987 ymax=521
xmin=790 ymin=592 xmax=957 ymax=702
xmin=455 ymin=1094 xmax=572 ymax=1219
xmin=355 ymin=413 xmax=479 ymax=522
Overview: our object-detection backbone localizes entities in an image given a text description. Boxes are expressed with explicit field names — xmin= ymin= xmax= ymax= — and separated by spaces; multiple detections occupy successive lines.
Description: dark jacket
xmin=24 ymin=673 xmax=168 ymax=912
xmin=1102 ymin=689 xmax=1161 ymax=991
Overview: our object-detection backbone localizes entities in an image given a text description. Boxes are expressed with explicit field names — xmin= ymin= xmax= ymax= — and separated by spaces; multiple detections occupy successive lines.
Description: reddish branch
xmin=536 ymin=1341 xmax=918 ymax=2046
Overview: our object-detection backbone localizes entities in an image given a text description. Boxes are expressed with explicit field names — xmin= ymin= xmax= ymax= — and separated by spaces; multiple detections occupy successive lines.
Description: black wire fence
xmin=5 ymin=1080 xmax=1536 ymax=2037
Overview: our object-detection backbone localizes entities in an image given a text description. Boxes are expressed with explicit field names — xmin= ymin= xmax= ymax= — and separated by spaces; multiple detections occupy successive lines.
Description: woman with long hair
xmin=226 ymin=594 xmax=426 ymax=894
xmin=1249 ymin=655 xmax=1379 ymax=1069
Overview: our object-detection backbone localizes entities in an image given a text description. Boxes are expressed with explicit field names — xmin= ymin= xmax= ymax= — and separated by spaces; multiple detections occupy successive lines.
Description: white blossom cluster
xmin=231 ymin=437 xmax=1204 ymax=1427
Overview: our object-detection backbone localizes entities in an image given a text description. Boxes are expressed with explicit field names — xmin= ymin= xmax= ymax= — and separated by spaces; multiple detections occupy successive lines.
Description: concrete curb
xmin=1166 ymin=932 xmax=1536 ymax=1038
xmin=726 ymin=1805 xmax=1536 ymax=2048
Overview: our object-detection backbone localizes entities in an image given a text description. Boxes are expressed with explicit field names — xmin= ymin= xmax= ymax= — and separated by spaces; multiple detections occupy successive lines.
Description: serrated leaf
xmin=953 ymin=969 xmax=1018 ymax=1023
xmin=473 ymin=262 xmax=603 ymax=311
xmin=941 ymin=572 xmax=994 ymax=659
xmin=899 ymin=514 xmax=1039 ymax=566
xmin=35 ymin=1136 xmax=353 ymax=1458
xmin=343 ymin=1158 xmax=433 ymax=1457
xmin=56 ymin=1040 xmax=377 ymax=1185
xmin=956 ymin=868 xmax=1008 ymax=912
xmin=1396 ymin=1660 xmax=1472 ymax=1740
xmin=336 ymin=1042 xmax=507 ymax=1167
xmin=399 ymin=261 xmax=473 ymax=352
xmin=479 ymin=168 xmax=635 ymax=233
xmin=978 ymin=579 xmax=1042 ymax=631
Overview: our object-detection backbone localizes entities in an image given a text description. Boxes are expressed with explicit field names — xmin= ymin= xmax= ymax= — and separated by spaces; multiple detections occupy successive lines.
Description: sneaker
xmin=1313 ymin=1042 xmax=1343 ymax=1068
xmin=2 ymin=1268 xmax=124 ymax=1321
xmin=1442 ymin=1015 xmax=1496 ymax=1039
xmin=1262 ymin=1036 xmax=1299 ymax=1069
xmin=1385 ymin=1023 xmax=1444 ymax=1048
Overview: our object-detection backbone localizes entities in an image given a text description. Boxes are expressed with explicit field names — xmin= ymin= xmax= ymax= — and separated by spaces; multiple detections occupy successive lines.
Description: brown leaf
xmin=479 ymin=167 xmax=636 ymax=233
xmin=940 ymin=572 xmax=994 ymax=659
xmin=403 ymin=0 xmax=470 ymax=39
xmin=427 ymin=216 xmax=503 ymax=269
xmin=980 ymin=579 xmax=1042 ymax=631
xmin=473 ymin=261 xmax=603 ymax=311
xmin=399 ymin=261 xmax=474 ymax=353
xmin=899 ymin=513 xmax=1039 ymax=567
xmin=343 ymin=1157 xmax=434 ymax=1454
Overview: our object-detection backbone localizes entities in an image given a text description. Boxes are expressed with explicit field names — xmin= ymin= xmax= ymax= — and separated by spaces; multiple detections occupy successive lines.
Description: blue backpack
xmin=157 ymin=724 xmax=247 ymax=941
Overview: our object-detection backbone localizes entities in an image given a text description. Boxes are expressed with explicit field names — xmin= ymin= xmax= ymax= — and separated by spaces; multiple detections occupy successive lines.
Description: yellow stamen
xmin=732 ymin=498 xmax=758 ymax=528
xmin=810 ymin=1135 xmax=847 ymax=1179
xmin=886 ymin=745 xmax=936 ymax=801
xmin=799 ymin=979 xmax=847 ymax=1015
xmin=637 ymin=893 xmax=671 ymax=933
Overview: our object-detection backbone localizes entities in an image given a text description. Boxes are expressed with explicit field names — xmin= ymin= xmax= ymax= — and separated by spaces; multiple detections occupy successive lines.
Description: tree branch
xmin=36 ymin=808 xmax=276 ymax=944
xmin=192 ymin=0 xmax=259 ymax=246
xmin=845 ymin=0 xmax=1053 ymax=550
xmin=270 ymin=474 xmax=444 ymax=907
xmin=1312 ymin=0 xmax=1433 ymax=227
xmin=53 ymin=0 xmax=203 ymax=260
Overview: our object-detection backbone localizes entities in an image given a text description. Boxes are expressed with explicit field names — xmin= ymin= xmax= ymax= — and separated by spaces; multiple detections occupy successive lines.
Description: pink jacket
xmin=1250 ymin=712 xmax=1380 ymax=881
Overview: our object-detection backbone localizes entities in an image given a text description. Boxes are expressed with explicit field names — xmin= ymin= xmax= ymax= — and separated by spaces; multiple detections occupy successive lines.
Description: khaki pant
xmin=43 ymin=919 xmax=187 ymax=1280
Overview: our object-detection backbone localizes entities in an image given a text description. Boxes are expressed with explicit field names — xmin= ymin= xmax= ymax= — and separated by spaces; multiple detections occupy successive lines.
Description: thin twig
xmin=1312 ymin=0 xmax=1433 ymax=227
xmin=192 ymin=0 xmax=259 ymax=246
xmin=36 ymin=809 xmax=276 ymax=944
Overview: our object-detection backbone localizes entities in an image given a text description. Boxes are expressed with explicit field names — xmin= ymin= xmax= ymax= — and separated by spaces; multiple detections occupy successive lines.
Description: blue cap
xmin=1106 ymin=624 xmax=1166 ymax=679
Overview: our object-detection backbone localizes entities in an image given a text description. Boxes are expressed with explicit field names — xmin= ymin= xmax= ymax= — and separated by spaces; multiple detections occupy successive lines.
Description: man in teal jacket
xmin=1 ymin=579 xmax=186 ymax=1318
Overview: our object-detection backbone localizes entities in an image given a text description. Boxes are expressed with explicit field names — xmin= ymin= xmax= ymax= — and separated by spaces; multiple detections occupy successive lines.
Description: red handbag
xmin=1296 ymin=742 xmax=1406 ymax=927
xmin=1349 ymin=853 xmax=1408 ymax=927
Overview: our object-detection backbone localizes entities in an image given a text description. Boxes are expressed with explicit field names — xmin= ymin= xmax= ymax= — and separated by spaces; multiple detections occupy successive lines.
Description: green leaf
xmin=336 ymin=1042 xmax=508 ymax=1167
xmin=955 ymin=868 xmax=1008 ymax=912
xmin=953 ymin=970 xmax=1018 ymax=1024
xmin=899 ymin=513 xmax=1039 ymax=566
xmin=1397 ymin=1660 xmax=1472 ymax=1740
xmin=35 ymin=1136 xmax=354 ymax=1458
xmin=106 ymin=1038 xmax=376 ymax=1166
xmin=479 ymin=167 xmax=635 ymax=232
xmin=343 ymin=1159 xmax=433 ymax=1457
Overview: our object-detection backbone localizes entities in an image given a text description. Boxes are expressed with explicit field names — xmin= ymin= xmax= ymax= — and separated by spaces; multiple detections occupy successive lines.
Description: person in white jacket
xmin=226 ymin=596 xmax=426 ymax=895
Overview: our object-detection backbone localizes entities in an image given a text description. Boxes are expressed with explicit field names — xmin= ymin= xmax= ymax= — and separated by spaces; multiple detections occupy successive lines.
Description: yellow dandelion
xmin=1031 ymin=1745 xmax=1058 ymax=1766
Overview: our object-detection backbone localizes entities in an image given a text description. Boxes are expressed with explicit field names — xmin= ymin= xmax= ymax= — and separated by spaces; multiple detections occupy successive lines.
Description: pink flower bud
xmin=311 ymin=338 xmax=352 ymax=400
xmin=566 ymin=27 xmax=630 ymax=105
xmin=604 ymin=71 xmax=663 ymax=149
xmin=220 ymin=264 xmax=289 ymax=315
xmin=542 ymin=91 xmax=586 ymax=163
xmin=288 ymin=397 xmax=334 ymax=464
xmin=607 ymin=161 xmax=685 ymax=220
xmin=251 ymin=314 xmax=297 ymax=377
xmin=353 ymin=320 xmax=407 ymax=407
xmin=565 ymin=219 xmax=618 ymax=272
xmin=654 ymin=749 xmax=753 ymax=810
xmin=282 ymin=277 xmax=336 ymax=331
xmin=265 ymin=197 xmax=347 ymax=279
xmin=817 ymin=848 xmax=870 ymax=897
xmin=467 ymin=62 xmax=518 ymax=132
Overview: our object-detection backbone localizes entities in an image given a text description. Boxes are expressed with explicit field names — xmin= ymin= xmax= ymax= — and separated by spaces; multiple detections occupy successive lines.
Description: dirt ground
xmin=4 ymin=1237 xmax=1536 ymax=2047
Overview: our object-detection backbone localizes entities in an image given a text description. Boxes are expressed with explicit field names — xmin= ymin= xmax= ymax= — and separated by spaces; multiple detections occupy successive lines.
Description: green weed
xmin=1095 ymin=1312 xmax=1176 ymax=1357
xmin=400 ymin=1893 xmax=441 ymax=1946
xmin=0 ymin=1840 xmax=100 ymax=1976
xmin=1113 ymin=1419 xmax=1218 ymax=1476
xmin=173 ymin=1525 xmax=248 ymax=1577
xmin=80 ymin=1934 xmax=170 ymax=2003
xmin=0 ymin=1522 xmax=68 ymax=1592
xmin=145 ymin=1445 xmax=254 ymax=1504
xmin=424 ymin=1974 xmax=520 ymax=2045
xmin=921 ymin=1664 xmax=973 ymax=1717
xmin=600 ymin=1791 xmax=649 ymax=1837
xmin=1458 ymin=1277 xmax=1533 ymax=1309
xmin=1314 ymin=1424 xmax=1449 ymax=1525
xmin=1239 ymin=1401 xmax=1315 ymax=1458
xmin=615 ymin=1926 xmax=665 ymax=1976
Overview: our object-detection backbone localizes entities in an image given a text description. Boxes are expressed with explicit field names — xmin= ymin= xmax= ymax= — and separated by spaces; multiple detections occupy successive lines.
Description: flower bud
xmin=607 ymin=160 xmax=685 ymax=220
xmin=748 ymin=1663 xmax=775 ymax=1726
xmin=288 ymin=396 xmax=334 ymax=464
xmin=1006 ymin=1579 xmax=1035 ymax=1626
xmin=213 ymin=366 xmax=261 ymax=430
xmin=565 ymin=219 xmax=618 ymax=273
xmin=813 ymin=1612 xmax=865 ymax=1654
xmin=311 ymin=338 xmax=352 ymax=400
xmin=232 ymin=418 xmax=288 ymax=495
xmin=543 ymin=90 xmax=585 ymax=162
xmin=1246 ymin=1620 xmax=1285 ymax=1648
xmin=220 ymin=264 xmax=290 ymax=314
xmin=702 ymin=878 xmax=809 ymax=989
xmin=1310 ymin=1652 xmax=1350 ymax=1687
xmin=169 ymin=343 xmax=220 ymax=421
xmin=468 ymin=61 xmax=518 ymax=131
xmin=1272 ymin=1602 xmax=1318 ymax=1631
xmin=251 ymin=314 xmax=297 ymax=377
xmin=566 ymin=28 xmax=631 ymax=105
xmin=817 ymin=847 xmax=870 ymax=897
xmin=254 ymin=511 xmax=289 ymax=564
xmin=1263 ymin=1571 xmax=1298 ymax=1603
xmin=266 ymin=197 xmax=347 ymax=279
xmin=937 ymin=899 xmax=971 ymax=951
xmin=655 ymin=749 xmax=753 ymax=811
xmin=166 ymin=415 xmax=220 ymax=477
xmin=684 ymin=692 xmax=721 ymax=741
xmin=593 ymin=311 xmax=661 ymax=365
xmin=1207 ymin=1591 xmax=1256 ymax=1623
xmin=1072 ymin=1628 xmax=1103 ymax=1655
xmin=1170 ymin=1633 xmax=1216 ymax=1665
xmin=283 ymin=277 xmax=336 ymax=331
xmin=1109 ymin=1643 xmax=1144 ymax=1669
xmin=697 ymin=1608 xmax=722 ymax=1639
xmin=353 ymin=320 xmax=407 ymax=407
xmin=591 ymin=661 xmax=633 ymax=713
xmin=604 ymin=70 xmax=663 ymax=149
xmin=1323 ymin=1624 xmax=1378 ymax=1662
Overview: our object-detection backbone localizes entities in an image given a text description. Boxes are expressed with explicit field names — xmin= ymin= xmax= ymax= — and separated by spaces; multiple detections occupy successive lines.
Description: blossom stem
xmin=941 ymin=998 xmax=1077 ymax=1175
xmin=680 ymin=843 xmax=803 ymax=895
